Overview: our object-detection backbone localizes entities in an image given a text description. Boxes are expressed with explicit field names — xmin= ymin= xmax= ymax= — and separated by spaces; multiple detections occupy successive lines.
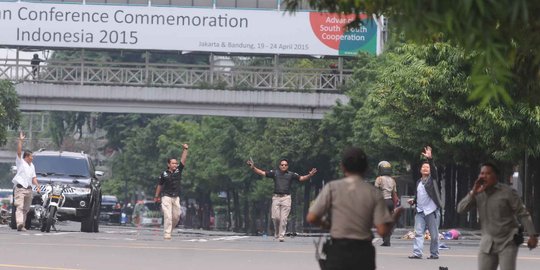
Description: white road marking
xmin=210 ymin=236 xmax=249 ymax=241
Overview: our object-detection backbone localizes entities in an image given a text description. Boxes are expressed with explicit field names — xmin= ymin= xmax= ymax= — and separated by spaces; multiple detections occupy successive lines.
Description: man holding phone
xmin=458 ymin=162 xmax=538 ymax=270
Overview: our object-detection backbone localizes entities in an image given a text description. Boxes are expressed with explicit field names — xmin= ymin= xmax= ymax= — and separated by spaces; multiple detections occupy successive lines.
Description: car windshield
xmin=102 ymin=196 xmax=118 ymax=204
xmin=33 ymin=156 xmax=91 ymax=178
xmin=0 ymin=190 xmax=11 ymax=198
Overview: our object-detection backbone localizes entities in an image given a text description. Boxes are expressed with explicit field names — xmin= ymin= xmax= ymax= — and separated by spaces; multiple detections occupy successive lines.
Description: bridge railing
xmin=0 ymin=60 xmax=352 ymax=91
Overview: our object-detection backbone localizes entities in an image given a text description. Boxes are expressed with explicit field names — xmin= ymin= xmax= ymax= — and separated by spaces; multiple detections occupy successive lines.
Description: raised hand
xmin=422 ymin=146 xmax=432 ymax=159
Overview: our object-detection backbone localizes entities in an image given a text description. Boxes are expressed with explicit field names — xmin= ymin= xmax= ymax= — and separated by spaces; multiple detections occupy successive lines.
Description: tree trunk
xmin=303 ymin=180 xmax=311 ymax=229
xmin=526 ymin=155 xmax=540 ymax=232
xmin=243 ymin=182 xmax=250 ymax=233
xmin=226 ymin=189 xmax=232 ymax=231
xmin=233 ymin=188 xmax=241 ymax=232
xmin=290 ymin=189 xmax=297 ymax=235
xmin=442 ymin=164 xmax=453 ymax=228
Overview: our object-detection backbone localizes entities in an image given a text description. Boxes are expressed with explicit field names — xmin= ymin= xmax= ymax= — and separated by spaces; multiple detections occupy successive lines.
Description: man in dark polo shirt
xmin=247 ymin=158 xmax=317 ymax=242
xmin=154 ymin=143 xmax=188 ymax=240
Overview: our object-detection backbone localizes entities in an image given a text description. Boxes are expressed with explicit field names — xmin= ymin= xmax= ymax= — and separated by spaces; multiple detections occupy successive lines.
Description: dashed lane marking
xmin=0 ymin=264 xmax=80 ymax=270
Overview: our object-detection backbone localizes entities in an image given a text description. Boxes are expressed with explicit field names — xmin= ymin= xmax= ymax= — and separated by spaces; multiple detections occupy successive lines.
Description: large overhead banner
xmin=0 ymin=2 xmax=380 ymax=56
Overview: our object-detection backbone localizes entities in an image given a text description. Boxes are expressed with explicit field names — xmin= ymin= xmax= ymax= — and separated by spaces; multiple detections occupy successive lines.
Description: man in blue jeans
xmin=407 ymin=146 xmax=443 ymax=259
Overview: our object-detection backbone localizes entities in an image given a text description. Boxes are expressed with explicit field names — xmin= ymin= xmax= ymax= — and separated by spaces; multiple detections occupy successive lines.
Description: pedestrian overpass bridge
xmin=2 ymin=57 xmax=350 ymax=119
xmin=0 ymin=0 xmax=366 ymax=162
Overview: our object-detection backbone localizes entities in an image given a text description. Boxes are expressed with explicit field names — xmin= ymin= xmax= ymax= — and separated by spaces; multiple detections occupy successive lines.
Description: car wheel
xmin=9 ymin=204 xmax=16 ymax=229
xmin=10 ymin=206 xmax=33 ymax=230
xmin=9 ymin=189 xmax=16 ymax=229
xmin=25 ymin=212 xmax=33 ymax=230
xmin=81 ymin=197 xmax=99 ymax=233
xmin=92 ymin=197 xmax=101 ymax=232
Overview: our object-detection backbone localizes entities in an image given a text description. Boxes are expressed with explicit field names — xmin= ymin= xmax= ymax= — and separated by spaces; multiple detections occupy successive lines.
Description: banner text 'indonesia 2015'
xmin=0 ymin=2 xmax=379 ymax=56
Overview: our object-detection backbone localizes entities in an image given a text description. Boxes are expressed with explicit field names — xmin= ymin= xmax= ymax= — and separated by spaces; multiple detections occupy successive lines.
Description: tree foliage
xmin=327 ymin=41 xmax=540 ymax=169
xmin=102 ymin=115 xmax=328 ymax=231
xmin=0 ymin=80 xmax=20 ymax=146
xmin=97 ymin=113 xmax=158 ymax=150
xmin=47 ymin=111 xmax=93 ymax=147
xmin=283 ymin=0 xmax=540 ymax=105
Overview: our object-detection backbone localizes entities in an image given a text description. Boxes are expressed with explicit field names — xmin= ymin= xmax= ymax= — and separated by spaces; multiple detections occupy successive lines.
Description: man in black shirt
xmin=247 ymin=158 xmax=317 ymax=242
xmin=154 ymin=143 xmax=188 ymax=240
xmin=30 ymin=54 xmax=43 ymax=79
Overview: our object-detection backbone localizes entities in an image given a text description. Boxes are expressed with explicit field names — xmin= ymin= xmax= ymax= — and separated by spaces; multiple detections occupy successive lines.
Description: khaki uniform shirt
xmin=309 ymin=175 xmax=393 ymax=240
xmin=457 ymin=183 xmax=537 ymax=253
xmin=374 ymin=175 xmax=396 ymax=200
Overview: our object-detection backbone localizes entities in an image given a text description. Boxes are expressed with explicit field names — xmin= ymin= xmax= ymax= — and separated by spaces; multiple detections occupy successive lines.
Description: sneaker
xmin=17 ymin=224 xmax=23 ymax=231
xmin=427 ymin=255 xmax=439 ymax=259
xmin=380 ymin=243 xmax=391 ymax=247
xmin=164 ymin=235 xmax=172 ymax=240
xmin=278 ymin=237 xmax=285 ymax=242
xmin=408 ymin=255 xmax=422 ymax=259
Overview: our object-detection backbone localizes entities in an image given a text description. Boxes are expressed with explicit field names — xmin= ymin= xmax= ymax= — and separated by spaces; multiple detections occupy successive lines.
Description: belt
xmin=16 ymin=184 xmax=31 ymax=189
xmin=331 ymin=238 xmax=372 ymax=246
xmin=273 ymin=193 xmax=290 ymax=197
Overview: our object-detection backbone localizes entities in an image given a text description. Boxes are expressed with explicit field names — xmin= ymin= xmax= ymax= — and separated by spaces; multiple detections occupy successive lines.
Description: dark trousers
xmin=325 ymin=239 xmax=375 ymax=270
xmin=382 ymin=199 xmax=395 ymax=245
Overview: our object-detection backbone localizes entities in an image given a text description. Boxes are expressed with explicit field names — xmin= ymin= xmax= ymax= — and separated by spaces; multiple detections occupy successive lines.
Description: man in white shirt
xmin=12 ymin=131 xmax=40 ymax=231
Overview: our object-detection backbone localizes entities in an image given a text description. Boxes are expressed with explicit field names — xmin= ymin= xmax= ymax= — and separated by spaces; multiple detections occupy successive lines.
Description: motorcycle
xmin=35 ymin=182 xmax=67 ymax=232
xmin=0 ymin=207 xmax=9 ymax=225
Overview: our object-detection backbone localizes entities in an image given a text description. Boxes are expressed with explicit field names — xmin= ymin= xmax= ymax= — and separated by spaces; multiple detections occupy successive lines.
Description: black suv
xmin=100 ymin=195 xmax=121 ymax=224
xmin=10 ymin=150 xmax=103 ymax=232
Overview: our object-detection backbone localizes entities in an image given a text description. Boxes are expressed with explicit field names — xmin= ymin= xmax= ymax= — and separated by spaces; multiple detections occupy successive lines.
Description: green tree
xmin=284 ymin=0 xmax=540 ymax=105
xmin=97 ymin=113 xmax=158 ymax=150
xmin=104 ymin=115 xmax=328 ymax=232
xmin=48 ymin=111 xmax=93 ymax=148
xmin=322 ymin=41 xmax=540 ymax=227
xmin=0 ymin=80 xmax=20 ymax=146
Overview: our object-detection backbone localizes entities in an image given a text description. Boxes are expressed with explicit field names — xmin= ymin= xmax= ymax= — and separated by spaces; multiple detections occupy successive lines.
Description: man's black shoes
xmin=408 ymin=255 xmax=439 ymax=259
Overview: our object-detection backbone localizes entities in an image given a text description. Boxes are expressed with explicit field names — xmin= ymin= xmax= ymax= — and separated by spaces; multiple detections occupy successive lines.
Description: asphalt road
xmin=1 ymin=222 xmax=538 ymax=270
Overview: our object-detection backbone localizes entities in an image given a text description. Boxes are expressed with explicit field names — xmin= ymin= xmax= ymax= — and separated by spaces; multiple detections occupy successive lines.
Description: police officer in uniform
xmin=307 ymin=147 xmax=401 ymax=270
xmin=247 ymin=158 xmax=317 ymax=242
xmin=154 ymin=144 xmax=188 ymax=240
xmin=375 ymin=161 xmax=398 ymax=246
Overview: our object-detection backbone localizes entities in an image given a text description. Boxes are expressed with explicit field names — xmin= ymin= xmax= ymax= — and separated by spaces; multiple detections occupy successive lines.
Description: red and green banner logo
xmin=309 ymin=13 xmax=377 ymax=55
